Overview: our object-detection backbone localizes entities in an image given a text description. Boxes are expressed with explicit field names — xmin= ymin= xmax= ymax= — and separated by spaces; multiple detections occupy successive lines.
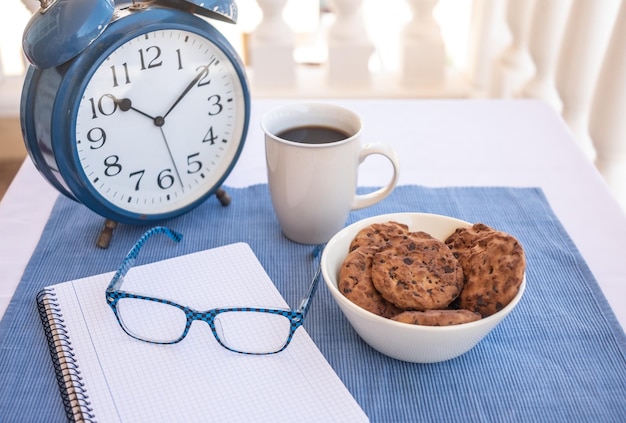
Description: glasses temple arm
xmin=106 ymin=226 xmax=183 ymax=291
xmin=297 ymin=245 xmax=324 ymax=317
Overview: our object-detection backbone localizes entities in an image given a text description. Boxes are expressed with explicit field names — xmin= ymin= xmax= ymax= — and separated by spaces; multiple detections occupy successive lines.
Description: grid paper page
xmin=46 ymin=243 xmax=368 ymax=422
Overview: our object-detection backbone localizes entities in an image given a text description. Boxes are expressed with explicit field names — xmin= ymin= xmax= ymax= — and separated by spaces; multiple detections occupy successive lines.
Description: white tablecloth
xmin=2 ymin=99 xmax=625 ymax=327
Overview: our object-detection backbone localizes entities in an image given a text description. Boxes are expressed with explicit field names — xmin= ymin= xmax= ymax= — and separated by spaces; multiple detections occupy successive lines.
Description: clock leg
xmin=96 ymin=219 xmax=118 ymax=249
xmin=94 ymin=189 xmax=229 ymax=249
xmin=216 ymin=188 xmax=231 ymax=207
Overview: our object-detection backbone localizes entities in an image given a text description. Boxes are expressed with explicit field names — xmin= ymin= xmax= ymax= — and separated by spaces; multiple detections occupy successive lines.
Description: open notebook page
xmin=40 ymin=242 xmax=368 ymax=422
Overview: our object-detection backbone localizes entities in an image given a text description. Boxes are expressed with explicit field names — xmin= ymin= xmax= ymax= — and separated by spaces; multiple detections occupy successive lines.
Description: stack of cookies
xmin=338 ymin=221 xmax=526 ymax=326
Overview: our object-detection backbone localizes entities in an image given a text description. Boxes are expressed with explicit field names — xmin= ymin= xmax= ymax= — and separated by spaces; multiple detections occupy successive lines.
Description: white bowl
xmin=321 ymin=212 xmax=526 ymax=363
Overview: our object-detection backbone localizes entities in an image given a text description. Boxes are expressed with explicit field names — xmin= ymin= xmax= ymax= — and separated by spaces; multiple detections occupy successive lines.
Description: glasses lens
xmin=116 ymin=297 xmax=187 ymax=343
xmin=214 ymin=311 xmax=293 ymax=354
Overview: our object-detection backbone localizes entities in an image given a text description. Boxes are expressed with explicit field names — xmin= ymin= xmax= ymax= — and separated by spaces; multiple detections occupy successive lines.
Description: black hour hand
xmin=112 ymin=95 xmax=155 ymax=121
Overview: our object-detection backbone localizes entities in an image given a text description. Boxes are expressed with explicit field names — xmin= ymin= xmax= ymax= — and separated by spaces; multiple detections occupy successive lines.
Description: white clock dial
xmin=75 ymin=28 xmax=247 ymax=215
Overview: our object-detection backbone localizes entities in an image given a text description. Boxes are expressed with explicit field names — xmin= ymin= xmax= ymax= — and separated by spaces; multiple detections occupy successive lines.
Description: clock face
xmin=74 ymin=28 xmax=247 ymax=216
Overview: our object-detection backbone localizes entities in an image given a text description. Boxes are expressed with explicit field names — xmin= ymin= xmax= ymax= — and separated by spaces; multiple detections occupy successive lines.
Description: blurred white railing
xmin=2 ymin=0 xmax=626 ymax=209
xmin=0 ymin=0 xmax=33 ymax=118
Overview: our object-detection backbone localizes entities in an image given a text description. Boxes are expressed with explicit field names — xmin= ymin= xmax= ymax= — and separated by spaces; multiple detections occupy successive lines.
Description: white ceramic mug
xmin=262 ymin=103 xmax=400 ymax=244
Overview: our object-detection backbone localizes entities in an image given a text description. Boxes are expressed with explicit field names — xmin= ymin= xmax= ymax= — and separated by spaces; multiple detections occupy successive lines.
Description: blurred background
xmin=1 ymin=0 xmax=625 ymax=209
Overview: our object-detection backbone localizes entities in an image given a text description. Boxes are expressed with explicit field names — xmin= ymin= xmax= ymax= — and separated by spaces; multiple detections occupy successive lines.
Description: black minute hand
xmin=163 ymin=64 xmax=210 ymax=119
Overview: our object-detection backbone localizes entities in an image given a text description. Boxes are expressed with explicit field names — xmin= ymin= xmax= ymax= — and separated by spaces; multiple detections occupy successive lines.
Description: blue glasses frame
xmin=106 ymin=227 xmax=322 ymax=354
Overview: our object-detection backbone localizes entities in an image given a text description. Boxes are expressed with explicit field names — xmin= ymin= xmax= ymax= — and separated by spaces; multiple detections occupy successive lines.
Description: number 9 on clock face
xmin=75 ymin=28 xmax=246 ymax=219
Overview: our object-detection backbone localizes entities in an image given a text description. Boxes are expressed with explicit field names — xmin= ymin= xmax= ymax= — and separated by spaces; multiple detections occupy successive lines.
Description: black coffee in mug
xmin=276 ymin=125 xmax=351 ymax=144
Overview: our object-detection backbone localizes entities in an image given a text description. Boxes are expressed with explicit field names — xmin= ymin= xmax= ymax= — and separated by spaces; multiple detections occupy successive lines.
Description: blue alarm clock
xmin=20 ymin=0 xmax=250 ymax=226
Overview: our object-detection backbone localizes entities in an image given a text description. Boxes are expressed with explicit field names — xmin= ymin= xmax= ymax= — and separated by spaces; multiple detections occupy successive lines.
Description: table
xmin=2 ymin=99 xmax=625 ymax=328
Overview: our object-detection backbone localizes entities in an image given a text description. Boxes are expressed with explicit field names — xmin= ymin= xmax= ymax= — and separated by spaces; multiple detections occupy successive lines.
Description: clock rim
xmin=20 ymin=66 xmax=77 ymax=201
xmin=24 ymin=7 xmax=250 ymax=225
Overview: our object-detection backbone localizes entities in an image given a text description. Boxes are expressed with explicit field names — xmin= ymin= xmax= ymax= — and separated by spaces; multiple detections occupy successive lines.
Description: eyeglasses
xmin=106 ymin=226 xmax=322 ymax=355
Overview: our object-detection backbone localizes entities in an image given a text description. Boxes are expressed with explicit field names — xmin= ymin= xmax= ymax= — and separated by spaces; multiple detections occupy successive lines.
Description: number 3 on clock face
xmin=75 ymin=28 xmax=247 ymax=220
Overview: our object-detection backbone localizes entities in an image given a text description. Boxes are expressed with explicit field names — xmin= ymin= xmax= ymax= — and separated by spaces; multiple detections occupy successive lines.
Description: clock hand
xmin=112 ymin=96 xmax=157 ymax=121
xmin=163 ymin=60 xmax=213 ymax=119
xmin=158 ymin=127 xmax=185 ymax=191
xmin=112 ymin=93 xmax=183 ymax=189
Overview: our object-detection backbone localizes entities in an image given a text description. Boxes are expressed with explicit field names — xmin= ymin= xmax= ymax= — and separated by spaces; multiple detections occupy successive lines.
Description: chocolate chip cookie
xmin=445 ymin=223 xmax=494 ymax=258
xmin=371 ymin=235 xmax=464 ymax=310
xmin=349 ymin=221 xmax=409 ymax=252
xmin=391 ymin=309 xmax=482 ymax=326
xmin=446 ymin=224 xmax=526 ymax=317
xmin=339 ymin=246 xmax=402 ymax=318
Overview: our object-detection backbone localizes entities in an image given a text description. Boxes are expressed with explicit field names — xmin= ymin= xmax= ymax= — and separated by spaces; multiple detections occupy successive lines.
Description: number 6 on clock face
xmin=21 ymin=6 xmax=250 ymax=225
xmin=76 ymin=28 xmax=246 ymax=218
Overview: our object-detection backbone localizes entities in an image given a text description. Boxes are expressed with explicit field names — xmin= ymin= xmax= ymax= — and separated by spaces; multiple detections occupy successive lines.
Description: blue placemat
xmin=1 ymin=185 xmax=626 ymax=422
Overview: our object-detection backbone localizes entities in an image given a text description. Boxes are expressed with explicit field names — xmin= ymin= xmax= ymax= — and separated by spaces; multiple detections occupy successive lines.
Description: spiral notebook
xmin=36 ymin=242 xmax=367 ymax=422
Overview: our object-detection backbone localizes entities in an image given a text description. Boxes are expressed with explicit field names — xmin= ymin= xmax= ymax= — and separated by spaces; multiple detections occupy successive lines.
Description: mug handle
xmin=351 ymin=143 xmax=400 ymax=210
